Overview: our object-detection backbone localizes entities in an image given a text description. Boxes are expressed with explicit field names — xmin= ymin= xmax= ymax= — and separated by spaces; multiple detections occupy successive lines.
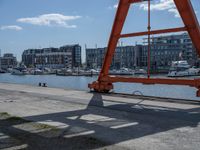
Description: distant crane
xmin=89 ymin=0 xmax=200 ymax=97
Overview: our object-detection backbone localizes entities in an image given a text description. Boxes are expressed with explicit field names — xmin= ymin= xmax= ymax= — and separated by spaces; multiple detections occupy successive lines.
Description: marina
xmin=0 ymin=73 xmax=200 ymax=100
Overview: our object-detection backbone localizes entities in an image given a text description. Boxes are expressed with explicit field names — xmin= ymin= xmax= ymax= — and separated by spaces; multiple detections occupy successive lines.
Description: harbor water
xmin=0 ymin=73 xmax=200 ymax=101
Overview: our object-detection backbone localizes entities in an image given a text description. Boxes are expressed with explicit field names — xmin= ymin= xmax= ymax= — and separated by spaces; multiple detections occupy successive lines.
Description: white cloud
xmin=0 ymin=25 xmax=23 ymax=31
xmin=17 ymin=13 xmax=81 ymax=28
xmin=139 ymin=0 xmax=180 ymax=18
xmin=110 ymin=0 xmax=199 ymax=20
xmin=168 ymin=8 xmax=179 ymax=18
xmin=108 ymin=2 xmax=118 ymax=10
xmin=113 ymin=4 xmax=118 ymax=9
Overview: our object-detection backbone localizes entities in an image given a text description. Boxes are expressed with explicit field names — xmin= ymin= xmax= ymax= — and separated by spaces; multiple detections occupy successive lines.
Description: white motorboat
xmin=168 ymin=61 xmax=199 ymax=77
xmin=109 ymin=68 xmax=133 ymax=75
xmin=30 ymin=68 xmax=43 ymax=75
xmin=11 ymin=67 xmax=28 ymax=75
xmin=134 ymin=69 xmax=147 ymax=75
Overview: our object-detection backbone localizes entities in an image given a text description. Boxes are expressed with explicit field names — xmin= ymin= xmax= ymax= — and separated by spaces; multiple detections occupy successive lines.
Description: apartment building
xmin=86 ymin=33 xmax=200 ymax=71
xmin=86 ymin=46 xmax=137 ymax=69
xmin=22 ymin=44 xmax=81 ymax=69
xmin=0 ymin=53 xmax=17 ymax=70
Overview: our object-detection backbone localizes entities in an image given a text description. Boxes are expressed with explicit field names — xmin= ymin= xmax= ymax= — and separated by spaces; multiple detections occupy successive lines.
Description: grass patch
xmin=0 ymin=112 xmax=58 ymax=132
xmin=33 ymin=123 xmax=57 ymax=130
xmin=7 ymin=116 xmax=28 ymax=122
xmin=0 ymin=112 xmax=10 ymax=119
xmin=0 ymin=112 xmax=30 ymax=124
xmin=0 ymin=112 xmax=9 ymax=116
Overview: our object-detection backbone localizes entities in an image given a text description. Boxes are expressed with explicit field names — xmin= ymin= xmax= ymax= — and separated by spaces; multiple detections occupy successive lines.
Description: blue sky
xmin=0 ymin=0 xmax=199 ymax=62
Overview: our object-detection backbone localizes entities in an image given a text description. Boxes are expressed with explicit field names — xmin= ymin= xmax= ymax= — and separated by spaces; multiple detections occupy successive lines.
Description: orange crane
xmin=89 ymin=0 xmax=200 ymax=97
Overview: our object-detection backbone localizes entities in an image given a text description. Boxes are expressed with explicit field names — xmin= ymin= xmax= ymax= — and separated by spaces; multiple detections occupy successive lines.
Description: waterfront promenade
xmin=0 ymin=83 xmax=200 ymax=150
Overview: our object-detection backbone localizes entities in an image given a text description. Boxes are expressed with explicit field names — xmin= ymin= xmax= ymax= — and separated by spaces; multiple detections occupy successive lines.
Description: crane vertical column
xmin=89 ymin=0 xmax=132 ymax=92
xmin=147 ymin=0 xmax=151 ymax=78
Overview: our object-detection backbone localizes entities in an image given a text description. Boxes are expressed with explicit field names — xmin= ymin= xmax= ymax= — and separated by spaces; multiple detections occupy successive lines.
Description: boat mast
xmin=0 ymin=49 xmax=1 ymax=70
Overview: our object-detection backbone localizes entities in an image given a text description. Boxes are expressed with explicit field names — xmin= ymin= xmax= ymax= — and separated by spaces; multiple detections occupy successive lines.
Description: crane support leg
xmin=89 ymin=0 xmax=132 ymax=92
xmin=174 ymin=0 xmax=200 ymax=56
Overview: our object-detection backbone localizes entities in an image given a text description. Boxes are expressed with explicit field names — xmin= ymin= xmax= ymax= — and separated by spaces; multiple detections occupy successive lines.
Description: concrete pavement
xmin=0 ymin=83 xmax=200 ymax=150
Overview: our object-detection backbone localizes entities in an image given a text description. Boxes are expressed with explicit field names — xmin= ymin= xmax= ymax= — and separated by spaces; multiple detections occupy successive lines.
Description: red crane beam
xmin=120 ymin=27 xmax=186 ymax=38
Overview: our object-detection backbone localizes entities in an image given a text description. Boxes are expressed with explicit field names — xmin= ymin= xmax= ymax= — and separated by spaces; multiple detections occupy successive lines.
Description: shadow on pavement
xmin=0 ymin=92 xmax=200 ymax=150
